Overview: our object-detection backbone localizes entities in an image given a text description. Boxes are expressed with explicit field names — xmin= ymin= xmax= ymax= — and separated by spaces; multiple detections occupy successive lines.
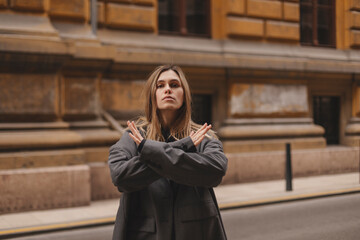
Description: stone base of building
xmin=0 ymin=165 xmax=90 ymax=214
xmin=222 ymin=137 xmax=326 ymax=153
xmin=0 ymin=149 xmax=121 ymax=214
xmin=222 ymin=146 xmax=359 ymax=185
xmin=89 ymin=162 xmax=121 ymax=201
xmin=1 ymin=145 xmax=358 ymax=214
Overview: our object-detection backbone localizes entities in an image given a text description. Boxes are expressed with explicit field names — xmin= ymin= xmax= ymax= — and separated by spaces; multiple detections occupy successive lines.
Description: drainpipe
xmin=91 ymin=0 xmax=97 ymax=35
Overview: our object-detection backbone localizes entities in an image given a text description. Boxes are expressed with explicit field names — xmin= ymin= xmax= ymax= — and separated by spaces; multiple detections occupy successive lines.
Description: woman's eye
xmin=157 ymin=84 xmax=163 ymax=88
xmin=171 ymin=83 xmax=179 ymax=88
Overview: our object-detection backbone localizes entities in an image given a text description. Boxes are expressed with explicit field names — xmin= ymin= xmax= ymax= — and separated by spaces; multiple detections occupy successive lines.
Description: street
xmin=222 ymin=193 xmax=360 ymax=240
xmin=9 ymin=193 xmax=360 ymax=240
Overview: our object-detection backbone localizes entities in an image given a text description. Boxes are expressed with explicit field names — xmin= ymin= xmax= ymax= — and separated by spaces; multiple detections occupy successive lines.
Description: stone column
xmin=345 ymin=74 xmax=360 ymax=146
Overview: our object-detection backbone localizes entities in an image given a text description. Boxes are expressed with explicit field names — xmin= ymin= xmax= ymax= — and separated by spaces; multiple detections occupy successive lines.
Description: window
xmin=300 ymin=0 xmax=336 ymax=47
xmin=158 ymin=0 xmax=211 ymax=37
xmin=313 ymin=96 xmax=340 ymax=144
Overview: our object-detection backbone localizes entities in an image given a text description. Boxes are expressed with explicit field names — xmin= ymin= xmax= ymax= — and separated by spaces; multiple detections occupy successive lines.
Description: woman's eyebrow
xmin=157 ymin=78 xmax=180 ymax=82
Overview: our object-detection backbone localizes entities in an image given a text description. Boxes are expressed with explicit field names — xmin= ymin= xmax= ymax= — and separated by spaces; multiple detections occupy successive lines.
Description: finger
xmin=128 ymin=121 xmax=139 ymax=137
xmin=194 ymin=125 xmax=212 ymax=146
xmin=196 ymin=124 xmax=211 ymax=137
xmin=204 ymin=124 xmax=212 ymax=133
xmin=196 ymin=123 xmax=207 ymax=133
xmin=196 ymin=127 xmax=211 ymax=144
xmin=130 ymin=121 xmax=137 ymax=134
xmin=132 ymin=121 xmax=141 ymax=136
xmin=131 ymin=121 xmax=137 ymax=129
xmin=196 ymin=134 xmax=206 ymax=145
xmin=132 ymin=121 xmax=143 ymax=140
xmin=128 ymin=132 xmax=135 ymax=141
xmin=200 ymin=125 xmax=212 ymax=138
xmin=130 ymin=121 xmax=137 ymax=132
xmin=129 ymin=132 xmax=140 ymax=142
xmin=193 ymin=123 xmax=207 ymax=138
xmin=128 ymin=120 xmax=135 ymax=132
xmin=190 ymin=131 xmax=194 ymax=137
xmin=199 ymin=123 xmax=207 ymax=132
xmin=129 ymin=121 xmax=139 ymax=136
xmin=131 ymin=121 xmax=144 ymax=143
xmin=127 ymin=121 xmax=136 ymax=136
xmin=191 ymin=136 xmax=200 ymax=147
xmin=128 ymin=132 xmax=140 ymax=144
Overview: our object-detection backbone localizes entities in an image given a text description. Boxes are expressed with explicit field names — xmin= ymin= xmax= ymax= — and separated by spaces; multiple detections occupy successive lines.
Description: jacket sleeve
xmin=168 ymin=136 xmax=197 ymax=152
xmin=139 ymin=137 xmax=228 ymax=188
xmin=108 ymin=131 xmax=161 ymax=192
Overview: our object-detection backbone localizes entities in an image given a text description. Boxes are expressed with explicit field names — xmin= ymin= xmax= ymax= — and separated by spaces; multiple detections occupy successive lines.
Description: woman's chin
xmin=158 ymin=105 xmax=181 ymax=110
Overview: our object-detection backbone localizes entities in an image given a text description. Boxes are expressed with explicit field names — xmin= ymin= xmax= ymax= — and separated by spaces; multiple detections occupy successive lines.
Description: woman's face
xmin=155 ymin=70 xmax=184 ymax=112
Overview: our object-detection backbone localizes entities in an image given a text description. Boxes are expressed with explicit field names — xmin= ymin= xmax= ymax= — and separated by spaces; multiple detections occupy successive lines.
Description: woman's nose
xmin=164 ymin=84 xmax=171 ymax=93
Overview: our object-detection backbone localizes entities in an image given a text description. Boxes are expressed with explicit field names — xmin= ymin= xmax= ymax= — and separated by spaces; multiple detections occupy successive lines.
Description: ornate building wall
xmin=0 ymin=0 xmax=359 ymax=213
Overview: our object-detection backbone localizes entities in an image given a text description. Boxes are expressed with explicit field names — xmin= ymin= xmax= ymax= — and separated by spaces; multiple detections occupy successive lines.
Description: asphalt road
xmin=9 ymin=193 xmax=360 ymax=240
xmin=222 ymin=193 xmax=360 ymax=240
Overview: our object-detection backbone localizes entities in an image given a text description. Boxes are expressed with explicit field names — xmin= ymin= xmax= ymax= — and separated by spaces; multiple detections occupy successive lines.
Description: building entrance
xmin=313 ymin=96 xmax=340 ymax=145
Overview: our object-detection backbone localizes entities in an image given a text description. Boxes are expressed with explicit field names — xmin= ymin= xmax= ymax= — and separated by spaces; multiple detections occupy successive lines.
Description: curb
xmin=1 ymin=187 xmax=360 ymax=239
xmin=219 ymin=187 xmax=360 ymax=210
xmin=0 ymin=217 xmax=115 ymax=239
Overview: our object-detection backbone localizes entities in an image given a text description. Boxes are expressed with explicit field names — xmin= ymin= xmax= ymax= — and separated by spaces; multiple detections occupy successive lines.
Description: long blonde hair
xmin=136 ymin=65 xmax=216 ymax=141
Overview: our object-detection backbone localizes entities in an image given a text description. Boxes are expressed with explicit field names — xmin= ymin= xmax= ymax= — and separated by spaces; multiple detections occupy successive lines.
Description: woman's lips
xmin=163 ymin=96 xmax=175 ymax=101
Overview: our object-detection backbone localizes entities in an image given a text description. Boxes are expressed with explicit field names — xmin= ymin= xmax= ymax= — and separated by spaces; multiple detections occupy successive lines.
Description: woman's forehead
xmin=158 ymin=70 xmax=180 ymax=81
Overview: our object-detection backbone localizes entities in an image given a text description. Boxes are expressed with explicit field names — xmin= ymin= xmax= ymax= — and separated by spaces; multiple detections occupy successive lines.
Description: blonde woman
xmin=108 ymin=65 xmax=228 ymax=240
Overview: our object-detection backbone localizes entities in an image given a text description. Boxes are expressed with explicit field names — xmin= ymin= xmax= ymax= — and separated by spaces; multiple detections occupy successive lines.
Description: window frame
xmin=158 ymin=0 xmax=211 ymax=38
xmin=300 ymin=0 xmax=336 ymax=48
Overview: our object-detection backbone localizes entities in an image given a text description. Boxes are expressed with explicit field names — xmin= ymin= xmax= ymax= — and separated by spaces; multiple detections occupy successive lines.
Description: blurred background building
xmin=0 ymin=0 xmax=359 ymax=214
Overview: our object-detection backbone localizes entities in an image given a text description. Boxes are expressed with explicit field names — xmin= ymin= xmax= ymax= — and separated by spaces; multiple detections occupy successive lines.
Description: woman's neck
xmin=159 ymin=110 xmax=176 ymax=129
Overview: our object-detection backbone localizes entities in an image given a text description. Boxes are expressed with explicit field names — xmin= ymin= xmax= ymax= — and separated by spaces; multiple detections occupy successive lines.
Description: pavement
xmin=0 ymin=172 xmax=360 ymax=239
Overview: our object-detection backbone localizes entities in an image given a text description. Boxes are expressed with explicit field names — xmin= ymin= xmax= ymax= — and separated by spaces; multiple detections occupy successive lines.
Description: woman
xmin=108 ymin=65 xmax=228 ymax=240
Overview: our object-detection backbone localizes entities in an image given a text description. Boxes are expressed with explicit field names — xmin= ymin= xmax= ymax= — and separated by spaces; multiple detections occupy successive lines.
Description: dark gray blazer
xmin=108 ymin=131 xmax=228 ymax=240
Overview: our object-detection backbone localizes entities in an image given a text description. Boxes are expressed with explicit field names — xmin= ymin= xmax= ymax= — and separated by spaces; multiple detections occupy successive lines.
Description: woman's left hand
xmin=127 ymin=121 xmax=144 ymax=146
xmin=190 ymin=123 xmax=212 ymax=147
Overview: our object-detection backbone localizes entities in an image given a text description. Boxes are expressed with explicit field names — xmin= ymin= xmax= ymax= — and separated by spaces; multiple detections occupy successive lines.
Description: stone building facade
xmin=0 ymin=0 xmax=359 ymax=213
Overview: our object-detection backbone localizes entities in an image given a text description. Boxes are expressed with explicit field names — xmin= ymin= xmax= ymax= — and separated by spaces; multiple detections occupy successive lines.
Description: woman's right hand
xmin=127 ymin=121 xmax=144 ymax=146
xmin=190 ymin=123 xmax=212 ymax=147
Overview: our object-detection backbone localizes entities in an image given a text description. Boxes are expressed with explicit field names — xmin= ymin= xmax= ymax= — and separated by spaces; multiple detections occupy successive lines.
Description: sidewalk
xmin=0 ymin=173 xmax=360 ymax=238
